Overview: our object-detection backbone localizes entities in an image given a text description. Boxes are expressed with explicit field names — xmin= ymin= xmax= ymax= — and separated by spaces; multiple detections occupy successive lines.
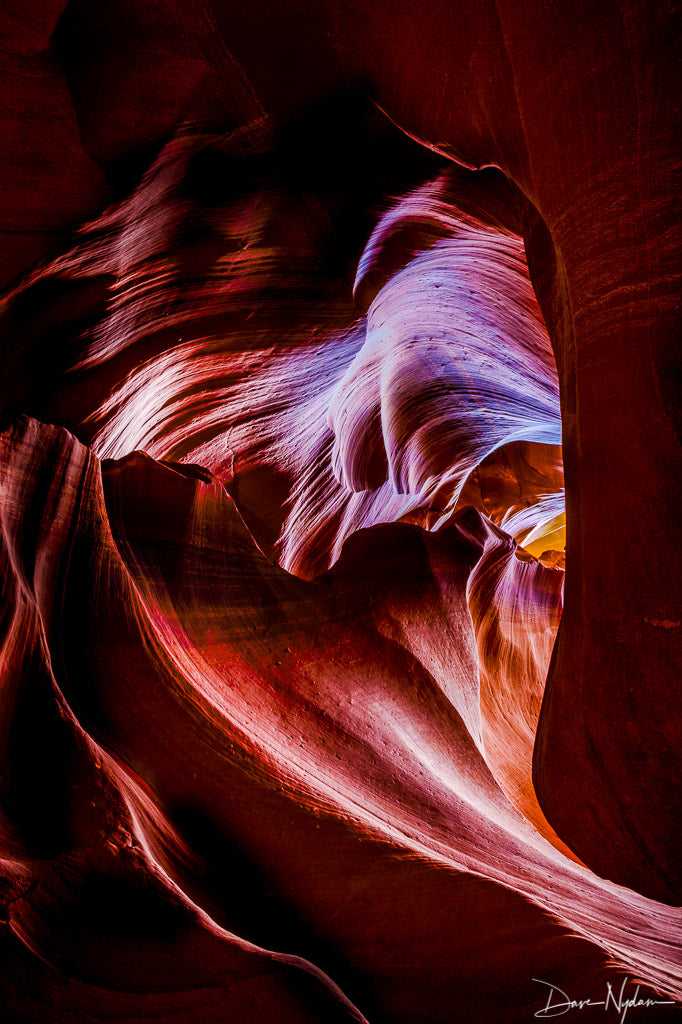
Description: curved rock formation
xmin=0 ymin=2 xmax=680 ymax=1021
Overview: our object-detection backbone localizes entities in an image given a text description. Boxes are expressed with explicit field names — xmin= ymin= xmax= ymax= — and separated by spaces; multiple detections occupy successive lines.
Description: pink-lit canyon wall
xmin=0 ymin=2 xmax=680 ymax=1021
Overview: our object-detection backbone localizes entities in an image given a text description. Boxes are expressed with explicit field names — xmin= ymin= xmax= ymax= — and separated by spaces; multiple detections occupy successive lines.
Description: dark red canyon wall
xmin=1 ymin=2 xmax=680 ymax=1022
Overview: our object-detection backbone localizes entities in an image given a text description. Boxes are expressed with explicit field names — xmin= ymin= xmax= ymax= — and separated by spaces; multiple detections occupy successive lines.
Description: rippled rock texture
xmin=1 ymin=2 xmax=681 ymax=1022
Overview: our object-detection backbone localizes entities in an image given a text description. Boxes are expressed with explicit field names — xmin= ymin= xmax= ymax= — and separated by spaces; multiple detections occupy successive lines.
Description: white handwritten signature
xmin=533 ymin=977 xmax=676 ymax=1023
